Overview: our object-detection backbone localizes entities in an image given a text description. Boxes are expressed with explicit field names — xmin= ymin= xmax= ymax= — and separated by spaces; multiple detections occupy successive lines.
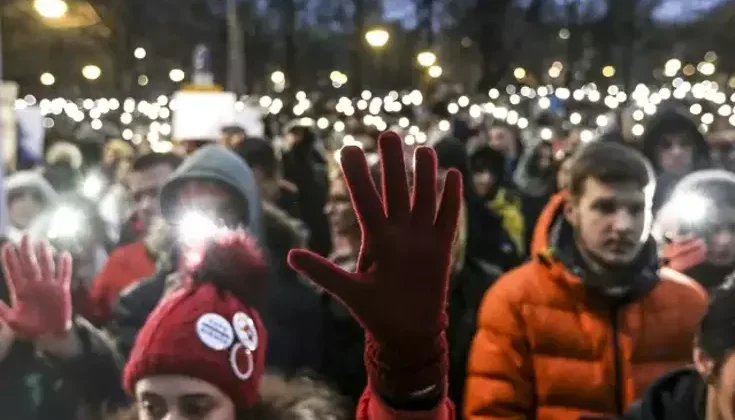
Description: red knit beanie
xmin=123 ymin=232 xmax=268 ymax=409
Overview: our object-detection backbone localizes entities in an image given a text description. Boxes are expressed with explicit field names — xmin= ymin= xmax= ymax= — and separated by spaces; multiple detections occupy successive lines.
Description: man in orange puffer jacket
xmin=465 ymin=142 xmax=707 ymax=420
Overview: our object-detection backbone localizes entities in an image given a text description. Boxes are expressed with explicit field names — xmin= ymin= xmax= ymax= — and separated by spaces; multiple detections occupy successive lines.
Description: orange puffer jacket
xmin=464 ymin=192 xmax=708 ymax=420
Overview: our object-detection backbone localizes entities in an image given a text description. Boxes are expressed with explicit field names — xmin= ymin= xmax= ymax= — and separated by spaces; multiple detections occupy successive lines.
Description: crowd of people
xmin=3 ymin=103 xmax=735 ymax=420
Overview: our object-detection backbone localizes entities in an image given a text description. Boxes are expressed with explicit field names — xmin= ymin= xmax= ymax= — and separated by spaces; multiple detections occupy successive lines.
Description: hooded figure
xmin=109 ymin=146 xmax=262 ymax=358
xmin=5 ymin=171 xmax=58 ymax=243
xmin=433 ymin=137 xmax=520 ymax=271
xmin=655 ymin=169 xmax=735 ymax=290
xmin=110 ymin=146 xmax=316 ymax=374
xmin=642 ymin=109 xmax=710 ymax=212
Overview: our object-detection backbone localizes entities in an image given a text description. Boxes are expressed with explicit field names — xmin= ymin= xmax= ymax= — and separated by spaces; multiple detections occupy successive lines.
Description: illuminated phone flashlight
xmin=177 ymin=211 xmax=231 ymax=245
xmin=47 ymin=206 xmax=86 ymax=241
xmin=667 ymin=191 xmax=711 ymax=234
xmin=82 ymin=174 xmax=106 ymax=198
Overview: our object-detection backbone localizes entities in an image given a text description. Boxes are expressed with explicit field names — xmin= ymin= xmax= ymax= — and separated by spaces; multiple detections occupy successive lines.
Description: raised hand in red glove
xmin=0 ymin=235 xmax=73 ymax=339
xmin=288 ymin=131 xmax=463 ymax=399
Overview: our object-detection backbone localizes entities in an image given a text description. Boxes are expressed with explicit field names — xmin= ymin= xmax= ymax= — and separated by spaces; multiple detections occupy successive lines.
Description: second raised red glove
xmin=288 ymin=131 xmax=462 ymax=399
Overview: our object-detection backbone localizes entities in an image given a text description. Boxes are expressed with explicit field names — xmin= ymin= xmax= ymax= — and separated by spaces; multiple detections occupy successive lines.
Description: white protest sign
xmin=172 ymin=91 xmax=236 ymax=141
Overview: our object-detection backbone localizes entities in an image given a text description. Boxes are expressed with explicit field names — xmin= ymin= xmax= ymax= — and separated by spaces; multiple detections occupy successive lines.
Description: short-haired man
xmin=465 ymin=141 xmax=708 ymax=419
xmin=88 ymin=153 xmax=181 ymax=325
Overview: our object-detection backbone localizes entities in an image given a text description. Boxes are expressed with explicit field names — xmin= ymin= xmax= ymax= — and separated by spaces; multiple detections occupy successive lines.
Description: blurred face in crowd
xmin=489 ymin=127 xmax=516 ymax=157
xmin=326 ymin=177 xmax=358 ymax=237
xmin=472 ymin=170 xmax=496 ymax=199
xmin=174 ymin=181 xmax=242 ymax=229
xmin=556 ymin=158 xmax=572 ymax=191
xmin=136 ymin=375 xmax=236 ymax=420
xmin=129 ymin=163 xmax=177 ymax=232
xmin=221 ymin=130 xmax=246 ymax=149
xmin=565 ymin=178 xmax=650 ymax=268
xmin=8 ymin=190 xmax=44 ymax=230
xmin=535 ymin=145 xmax=553 ymax=172
xmin=250 ymin=166 xmax=280 ymax=204
xmin=657 ymin=133 xmax=695 ymax=175
xmin=703 ymin=209 xmax=735 ymax=267
xmin=694 ymin=347 xmax=735 ymax=420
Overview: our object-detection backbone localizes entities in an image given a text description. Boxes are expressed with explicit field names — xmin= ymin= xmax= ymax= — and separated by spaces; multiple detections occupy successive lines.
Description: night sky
xmin=383 ymin=0 xmax=726 ymax=26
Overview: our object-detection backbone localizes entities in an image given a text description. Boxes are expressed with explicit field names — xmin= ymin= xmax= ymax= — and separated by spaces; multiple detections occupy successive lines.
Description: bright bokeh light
xmin=417 ymin=51 xmax=436 ymax=68
xmin=34 ymin=0 xmax=68 ymax=19
xmin=271 ymin=71 xmax=285 ymax=84
xmin=602 ymin=65 xmax=616 ymax=78
xmin=40 ymin=72 xmax=55 ymax=86
xmin=428 ymin=65 xmax=443 ymax=78
xmin=134 ymin=47 xmax=147 ymax=59
xmin=365 ymin=29 xmax=390 ymax=48
xmin=82 ymin=65 xmax=101 ymax=80
xmin=169 ymin=69 xmax=185 ymax=82
xmin=513 ymin=67 xmax=526 ymax=80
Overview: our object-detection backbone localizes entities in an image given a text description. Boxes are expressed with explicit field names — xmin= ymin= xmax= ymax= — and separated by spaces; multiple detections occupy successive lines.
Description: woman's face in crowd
xmin=657 ymin=133 xmax=694 ymax=175
xmin=556 ymin=159 xmax=572 ymax=191
xmin=9 ymin=192 xmax=43 ymax=230
xmin=325 ymin=178 xmax=358 ymax=236
xmin=136 ymin=375 xmax=236 ymax=420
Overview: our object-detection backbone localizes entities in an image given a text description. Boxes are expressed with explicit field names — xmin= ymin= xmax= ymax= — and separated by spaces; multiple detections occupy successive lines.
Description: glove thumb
xmin=287 ymin=249 xmax=359 ymax=303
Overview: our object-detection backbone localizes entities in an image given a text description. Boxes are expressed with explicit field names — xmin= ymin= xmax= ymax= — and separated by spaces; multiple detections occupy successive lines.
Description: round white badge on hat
xmin=196 ymin=313 xmax=235 ymax=351
xmin=232 ymin=312 xmax=258 ymax=352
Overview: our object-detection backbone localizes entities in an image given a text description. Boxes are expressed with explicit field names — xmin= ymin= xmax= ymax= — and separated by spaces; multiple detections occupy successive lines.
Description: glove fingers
xmin=19 ymin=236 xmax=41 ymax=283
xmin=36 ymin=241 xmax=55 ymax=284
xmin=340 ymin=146 xmax=385 ymax=233
xmin=1 ymin=244 xmax=23 ymax=299
xmin=288 ymin=249 xmax=359 ymax=304
xmin=435 ymin=169 xmax=463 ymax=243
xmin=378 ymin=132 xmax=410 ymax=222
xmin=411 ymin=147 xmax=438 ymax=226
xmin=56 ymin=252 xmax=73 ymax=292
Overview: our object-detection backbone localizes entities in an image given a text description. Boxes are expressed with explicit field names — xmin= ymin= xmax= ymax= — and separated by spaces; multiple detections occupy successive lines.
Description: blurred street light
xmin=134 ymin=48 xmax=146 ymax=59
xmin=428 ymin=65 xmax=443 ymax=78
xmin=365 ymin=28 xmax=389 ymax=49
xmin=271 ymin=71 xmax=285 ymax=84
xmin=82 ymin=65 xmax=101 ymax=80
xmin=40 ymin=72 xmax=55 ymax=86
xmin=602 ymin=65 xmax=616 ymax=78
xmin=34 ymin=0 xmax=68 ymax=19
xmin=514 ymin=67 xmax=527 ymax=80
xmin=138 ymin=75 xmax=149 ymax=86
xmin=417 ymin=51 xmax=436 ymax=68
xmin=169 ymin=69 xmax=185 ymax=82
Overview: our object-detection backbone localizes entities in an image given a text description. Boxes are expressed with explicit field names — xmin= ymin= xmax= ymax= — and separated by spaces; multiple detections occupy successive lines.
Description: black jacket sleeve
xmin=46 ymin=317 xmax=128 ymax=412
xmin=107 ymin=273 xmax=166 ymax=360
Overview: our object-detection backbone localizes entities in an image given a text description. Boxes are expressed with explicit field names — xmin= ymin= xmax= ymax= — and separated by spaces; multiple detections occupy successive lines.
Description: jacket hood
xmin=625 ymin=367 xmax=704 ymax=420
xmin=531 ymin=192 xmax=660 ymax=300
xmin=5 ymin=170 xmax=58 ymax=205
xmin=642 ymin=110 xmax=710 ymax=174
xmin=159 ymin=145 xmax=264 ymax=243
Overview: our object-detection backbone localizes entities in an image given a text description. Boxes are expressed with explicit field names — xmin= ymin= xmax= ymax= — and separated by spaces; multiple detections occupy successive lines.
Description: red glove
xmin=662 ymin=235 xmax=707 ymax=273
xmin=288 ymin=132 xmax=463 ymax=399
xmin=0 ymin=236 xmax=73 ymax=339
